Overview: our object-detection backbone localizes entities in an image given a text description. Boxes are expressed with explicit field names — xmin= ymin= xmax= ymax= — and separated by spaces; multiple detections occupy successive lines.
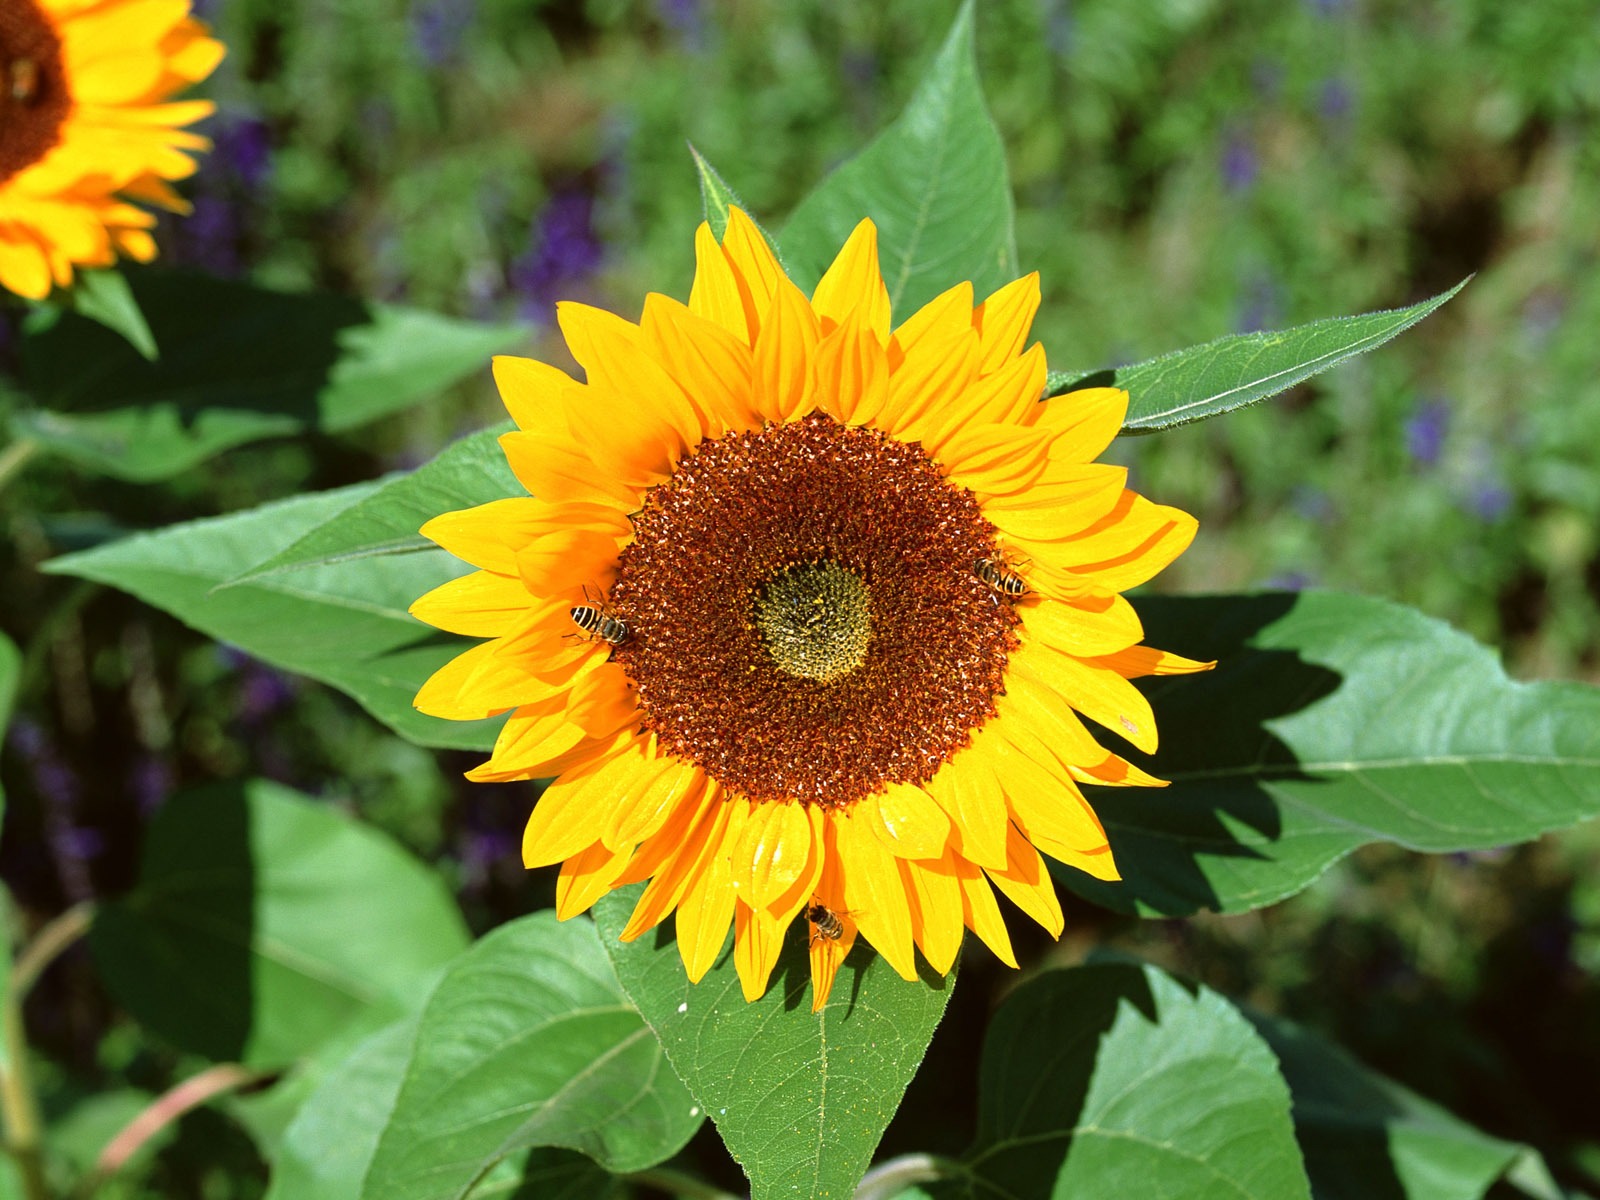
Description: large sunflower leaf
xmin=225 ymin=425 xmax=516 ymax=584
xmin=360 ymin=913 xmax=701 ymax=1200
xmin=593 ymin=884 xmax=953 ymax=1200
xmin=1249 ymin=1013 xmax=1564 ymax=1200
xmin=953 ymin=960 xmax=1309 ymax=1199
xmin=11 ymin=269 xmax=526 ymax=481
xmin=1045 ymin=279 xmax=1467 ymax=433
xmin=1055 ymin=591 xmax=1600 ymax=916
xmin=88 ymin=780 xmax=469 ymax=1068
xmin=780 ymin=1 xmax=1016 ymax=318
xmin=269 ymin=1017 xmax=624 ymax=1200
xmin=44 ymin=482 xmax=496 ymax=751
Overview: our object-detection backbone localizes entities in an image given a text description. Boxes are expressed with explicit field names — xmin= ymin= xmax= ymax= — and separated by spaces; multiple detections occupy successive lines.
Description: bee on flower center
xmin=569 ymin=587 xmax=628 ymax=646
xmin=8 ymin=59 xmax=40 ymax=105
xmin=973 ymin=556 xmax=1027 ymax=599
xmin=804 ymin=902 xmax=845 ymax=943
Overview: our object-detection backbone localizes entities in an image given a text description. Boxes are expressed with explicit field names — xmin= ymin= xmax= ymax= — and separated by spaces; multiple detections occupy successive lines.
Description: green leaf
xmin=270 ymin=1018 xmax=619 ymax=1200
xmin=68 ymin=269 xmax=157 ymax=360
xmin=1250 ymin=1013 xmax=1563 ymax=1200
xmin=0 ymin=630 xmax=19 ymax=818
xmin=690 ymin=143 xmax=749 ymax=243
xmin=361 ymin=913 xmax=701 ymax=1199
xmin=225 ymin=426 xmax=516 ymax=584
xmin=780 ymin=1 xmax=1016 ymax=317
xmin=1060 ymin=591 xmax=1600 ymax=916
xmin=959 ymin=961 xmax=1309 ymax=1200
xmin=89 ymin=779 xmax=470 ymax=1067
xmin=593 ymin=884 xmax=953 ymax=1200
xmin=1045 ymin=279 xmax=1467 ymax=433
xmin=13 ymin=268 xmax=527 ymax=481
xmin=45 ymin=482 xmax=498 ymax=751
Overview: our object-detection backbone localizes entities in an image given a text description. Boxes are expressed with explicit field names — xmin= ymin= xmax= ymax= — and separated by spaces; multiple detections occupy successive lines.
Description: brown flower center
xmin=610 ymin=413 xmax=1018 ymax=808
xmin=0 ymin=0 xmax=71 ymax=186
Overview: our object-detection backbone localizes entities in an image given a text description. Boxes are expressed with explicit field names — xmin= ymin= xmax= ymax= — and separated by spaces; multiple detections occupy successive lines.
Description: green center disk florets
xmin=752 ymin=560 xmax=873 ymax=683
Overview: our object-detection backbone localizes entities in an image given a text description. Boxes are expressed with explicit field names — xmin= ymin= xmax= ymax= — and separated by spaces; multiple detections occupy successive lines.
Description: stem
xmin=0 ymin=902 xmax=96 ymax=1200
xmin=10 ymin=903 xmax=93 ymax=1003
xmin=623 ymin=1166 xmax=743 ymax=1200
xmin=83 ymin=1064 xmax=260 ymax=1195
xmin=853 ymin=1154 xmax=962 ymax=1200
xmin=0 ymin=438 xmax=38 ymax=493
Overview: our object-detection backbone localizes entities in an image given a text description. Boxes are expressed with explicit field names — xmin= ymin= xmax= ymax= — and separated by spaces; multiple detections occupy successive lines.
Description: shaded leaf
xmin=957 ymin=961 xmax=1309 ymax=1200
xmin=781 ymin=1 xmax=1016 ymax=317
xmin=361 ymin=913 xmax=701 ymax=1199
xmin=45 ymin=482 xmax=498 ymax=751
xmin=1060 ymin=591 xmax=1600 ymax=916
xmin=1251 ymin=1013 xmax=1564 ymax=1200
xmin=89 ymin=780 xmax=469 ymax=1067
xmin=594 ymin=885 xmax=952 ymax=1200
xmin=68 ymin=269 xmax=157 ymax=360
xmin=1045 ymin=279 xmax=1467 ymax=433
xmin=13 ymin=269 xmax=526 ymax=481
xmin=226 ymin=426 xmax=516 ymax=584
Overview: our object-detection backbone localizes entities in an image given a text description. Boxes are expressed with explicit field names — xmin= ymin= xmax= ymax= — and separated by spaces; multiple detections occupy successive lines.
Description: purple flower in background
xmin=1306 ymin=0 xmax=1351 ymax=17
xmin=1235 ymin=272 xmax=1282 ymax=333
xmin=1250 ymin=58 xmax=1285 ymax=101
xmin=1291 ymin=484 xmax=1334 ymax=523
xmin=1521 ymin=287 xmax=1565 ymax=347
xmin=212 ymin=117 xmax=273 ymax=190
xmin=656 ymin=0 xmax=706 ymax=52
xmin=1318 ymin=77 xmax=1354 ymax=125
xmin=510 ymin=190 xmax=604 ymax=324
xmin=412 ymin=0 xmax=476 ymax=68
xmin=1221 ymin=126 xmax=1257 ymax=194
xmin=1264 ymin=571 xmax=1315 ymax=591
xmin=1466 ymin=480 xmax=1513 ymax=522
xmin=131 ymin=754 xmax=175 ymax=817
xmin=1039 ymin=0 xmax=1073 ymax=58
xmin=1404 ymin=398 xmax=1450 ymax=467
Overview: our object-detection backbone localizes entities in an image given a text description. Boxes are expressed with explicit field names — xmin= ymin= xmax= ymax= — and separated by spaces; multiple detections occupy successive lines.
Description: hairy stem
xmin=854 ymin=1153 xmax=962 ymax=1200
xmin=83 ymin=1063 xmax=261 ymax=1195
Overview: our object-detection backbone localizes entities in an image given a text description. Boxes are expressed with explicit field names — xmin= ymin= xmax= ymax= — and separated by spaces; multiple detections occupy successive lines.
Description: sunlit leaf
xmin=45 ymin=482 xmax=497 ymax=751
xmin=89 ymin=780 xmax=470 ymax=1067
xmin=361 ymin=913 xmax=701 ymax=1199
xmin=594 ymin=885 xmax=952 ymax=1200
xmin=1060 ymin=591 xmax=1600 ymax=916
xmin=956 ymin=961 xmax=1309 ymax=1199
xmin=12 ymin=268 xmax=526 ymax=481
xmin=781 ymin=1 xmax=1016 ymax=317
xmin=226 ymin=426 xmax=516 ymax=584
xmin=1251 ymin=1013 xmax=1565 ymax=1200
xmin=1045 ymin=279 xmax=1467 ymax=433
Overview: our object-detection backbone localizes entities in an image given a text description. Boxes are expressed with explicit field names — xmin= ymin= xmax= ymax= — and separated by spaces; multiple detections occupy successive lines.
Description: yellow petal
xmin=676 ymin=799 xmax=747 ymax=982
xmin=868 ymin=783 xmax=951 ymax=860
xmin=900 ymin=852 xmax=964 ymax=975
xmin=420 ymin=498 xmax=555 ymax=574
xmin=730 ymin=799 xmax=815 ymax=910
xmin=985 ymin=822 xmax=1065 ymax=938
xmin=888 ymin=281 xmax=973 ymax=368
xmin=1090 ymin=644 xmax=1216 ymax=678
xmin=522 ymin=736 xmax=654 ymax=868
xmin=491 ymin=355 xmax=576 ymax=435
xmin=410 ymin=569 xmax=532 ymax=638
xmin=814 ymin=312 xmax=889 ymax=426
xmin=689 ymin=222 xmax=750 ymax=342
xmin=733 ymin=901 xmax=786 ymax=1003
xmin=937 ymin=422 xmax=1053 ymax=496
xmin=1016 ymin=644 xmax=1159 ymax=754
xmin=972 ymin=273 xmax=1041 ymax=374
xmin=1019 ymin=592 xmax=1144 ymax=659
xmin=721 ymin=208 xmax=785 ymax=339
xmin=954 ymin=857 xmax=1016 ymax=968
xmin=640 ymin=292 xmax=758 ymax=436
xmin=602 ymin=748 xmax=701 ymax=851
xmin=923 ymin=764 xmax=1008 ymax=870
xmin=555 ymin=841 xmax=634 ymax=920
xmin=753 ymin=278 xmax=822 ymax=422
xmin=1035 ymin=386 xmax=1128 ymax=463
xmin=834 ymin=809 xmax=918 ymax=981
xmin=622 ymin=782 xmax=730 ymax=940
xmin=982 ymin=466 xmax=1129 ymax=543
xmin=811 ymin=218 xmax=891 ymax=339
xmin=807 ymin=830 xmax=859 ymax=1012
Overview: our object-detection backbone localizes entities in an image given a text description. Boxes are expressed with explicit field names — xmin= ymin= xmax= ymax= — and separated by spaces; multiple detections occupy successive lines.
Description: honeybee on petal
xmin=804 ymin=902 xmax=845 ymax=944
xmin=568 ymin=585 xmax=627 ymax=646
xmin=8 ymin=59 xmax=40 ymax=104
xmin=973 ymin=556 xmax=1027 ymax=599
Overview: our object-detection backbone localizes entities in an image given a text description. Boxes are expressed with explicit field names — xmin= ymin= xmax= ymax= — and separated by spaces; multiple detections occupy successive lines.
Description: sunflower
xmin=0 ymin=0 xmax=223 ymax=300
xmin=412 ymin=211 xmax=1211 ymax=1009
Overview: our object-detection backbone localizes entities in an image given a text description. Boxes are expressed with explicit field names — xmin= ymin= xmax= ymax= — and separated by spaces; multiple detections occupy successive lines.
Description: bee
xmin=973 ymin=556 xmax=1027 ymax=599
xmin=804 ymin=902 xmax=845 ymax=944
xmin=8 ymin=59 xmax=40 ymax=104
xmin=568 ymin=585 xmax=627 ymax=646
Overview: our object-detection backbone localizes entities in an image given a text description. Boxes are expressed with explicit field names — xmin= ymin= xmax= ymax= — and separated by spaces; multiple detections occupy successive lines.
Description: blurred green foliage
xmin=3 ymin=0 xmax=1599 ymax=1195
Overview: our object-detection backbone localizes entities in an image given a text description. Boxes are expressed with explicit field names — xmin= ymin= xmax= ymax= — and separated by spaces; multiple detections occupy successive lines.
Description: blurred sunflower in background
xmin=412 ymin=210 xmax=1210 ymax=1009
xmin=0 ymin=0 xmax=222 ymax=300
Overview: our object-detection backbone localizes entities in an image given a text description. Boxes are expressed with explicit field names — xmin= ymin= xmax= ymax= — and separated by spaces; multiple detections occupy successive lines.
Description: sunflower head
xmin=412 ymin=209 xmax=1212 ymax=1010
xmin=0 ymin=0 xmax=223 ymax=299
